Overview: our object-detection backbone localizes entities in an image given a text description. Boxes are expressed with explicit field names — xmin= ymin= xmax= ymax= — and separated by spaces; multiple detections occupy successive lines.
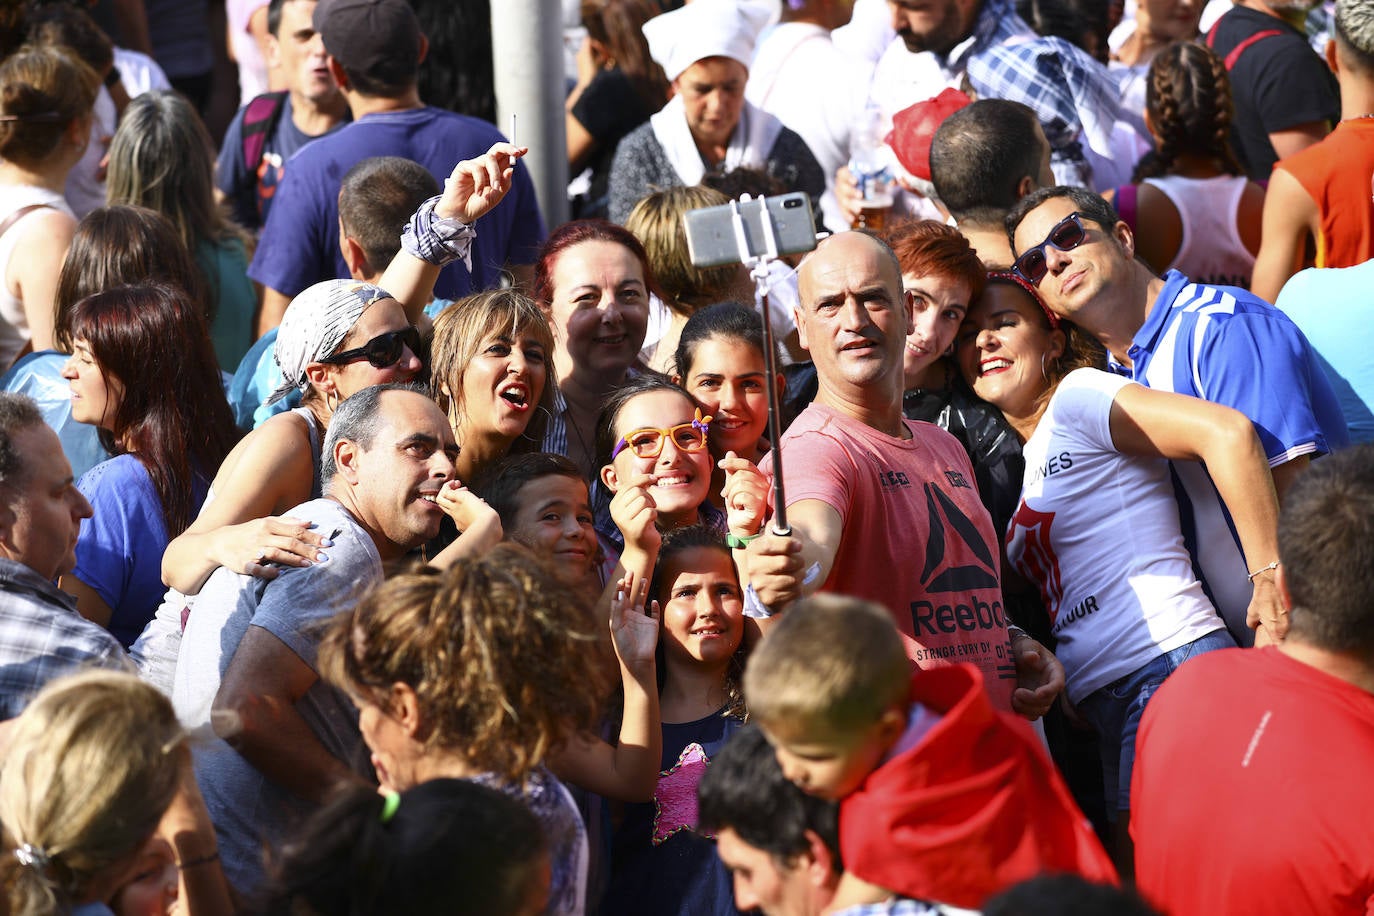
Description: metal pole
xmin=490 ymin=0 xmax=569 ymax=228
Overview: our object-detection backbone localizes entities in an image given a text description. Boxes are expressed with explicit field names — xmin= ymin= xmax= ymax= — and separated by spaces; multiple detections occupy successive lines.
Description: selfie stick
xmin=728 ymin=196 xmax=791 ymax=537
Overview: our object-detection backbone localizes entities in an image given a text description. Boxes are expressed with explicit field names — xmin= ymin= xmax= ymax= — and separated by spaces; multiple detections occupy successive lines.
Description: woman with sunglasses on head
xmin=137 ymin=144 xmax=526 ymax=687
xmin=956 ymin=270 xmax=1282 ymax=876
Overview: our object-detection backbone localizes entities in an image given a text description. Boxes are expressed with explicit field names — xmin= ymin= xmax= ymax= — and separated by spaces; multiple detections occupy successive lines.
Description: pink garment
xmin=765 ymin=403 xmax=1016 ymax=711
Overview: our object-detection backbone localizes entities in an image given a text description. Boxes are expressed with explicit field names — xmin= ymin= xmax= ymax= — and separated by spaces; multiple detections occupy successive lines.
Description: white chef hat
xmin=644 ymin=0 xmax=772 ymax=82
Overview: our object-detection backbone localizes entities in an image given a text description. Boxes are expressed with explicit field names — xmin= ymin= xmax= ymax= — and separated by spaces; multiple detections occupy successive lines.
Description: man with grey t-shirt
xmin=173 ymin=385 xmax=459 ymax=892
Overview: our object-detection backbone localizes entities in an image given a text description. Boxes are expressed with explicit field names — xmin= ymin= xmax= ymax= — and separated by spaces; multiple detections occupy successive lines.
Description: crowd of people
xmin=0 ymin=0 xmax=1371 ymax=913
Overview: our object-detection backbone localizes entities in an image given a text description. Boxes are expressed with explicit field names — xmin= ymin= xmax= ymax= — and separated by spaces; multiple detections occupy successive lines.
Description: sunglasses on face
xmin=322 ymin=326 xmax=422 ymax=369
xmin=612 ymin=409 xmax=713 ymax=459
xmin=1013 ymin=212 xmax=1088 ymax=286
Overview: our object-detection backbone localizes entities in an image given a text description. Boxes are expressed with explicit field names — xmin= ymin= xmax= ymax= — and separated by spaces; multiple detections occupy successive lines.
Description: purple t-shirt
xmin=248 ymin=106 xmax=546 ymax=300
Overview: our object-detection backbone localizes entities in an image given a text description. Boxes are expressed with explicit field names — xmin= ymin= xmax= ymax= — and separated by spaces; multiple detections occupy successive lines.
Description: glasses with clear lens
xmin=1013 ymin=212 xmax=1088 ymax=286
xmin=612 ymin=410 xmax=713 ymax=459
xmin=323 ymin=326 xmax=422 ymax=369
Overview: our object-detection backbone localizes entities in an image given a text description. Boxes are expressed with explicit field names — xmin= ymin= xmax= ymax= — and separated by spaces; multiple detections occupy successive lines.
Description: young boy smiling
xmin=745 ymin=595 xmax=1116 ymax=911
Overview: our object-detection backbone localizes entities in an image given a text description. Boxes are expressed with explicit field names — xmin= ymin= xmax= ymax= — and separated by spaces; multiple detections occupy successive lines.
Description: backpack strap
xmin=1205 ymin=20 xmax=1284 ymax=70
xmin=239 ymin=90 xmax=289 ymax=173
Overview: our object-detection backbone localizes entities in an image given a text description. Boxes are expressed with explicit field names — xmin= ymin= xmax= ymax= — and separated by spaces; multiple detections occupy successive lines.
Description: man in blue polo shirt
xmin=1005 ymin=185 xmax=1348 ymax=648
xmin=248 ymin=0 xmax=546 ymax=335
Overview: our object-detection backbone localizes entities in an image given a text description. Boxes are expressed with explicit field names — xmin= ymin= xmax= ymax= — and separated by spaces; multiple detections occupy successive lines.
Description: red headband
xmin=986 ymin=270 xmax=1061 ymax=329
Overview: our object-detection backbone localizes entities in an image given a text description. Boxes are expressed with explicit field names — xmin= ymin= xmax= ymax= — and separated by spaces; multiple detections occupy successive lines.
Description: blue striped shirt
xmin=1112 ymin=271 xmax=1348 ymax=642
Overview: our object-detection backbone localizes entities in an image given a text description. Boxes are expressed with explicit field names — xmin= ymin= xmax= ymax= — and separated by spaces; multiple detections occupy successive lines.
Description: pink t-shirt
xmin=766 ymin=403 xmax=1016 ymax=711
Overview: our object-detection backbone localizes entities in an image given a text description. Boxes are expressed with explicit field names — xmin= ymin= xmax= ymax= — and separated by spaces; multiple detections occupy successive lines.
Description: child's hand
xmin=719 ymin=452 xmax=768 ymax=538
xmin=437 ymin=141 xmax=528 ymax=223
xmin=610 ymin=473 xmax=661 ymax=558
xmin=436 ymin=480 xmax=501 ymax=537
xmin=610 ymin=570 xmax=659 ymax=677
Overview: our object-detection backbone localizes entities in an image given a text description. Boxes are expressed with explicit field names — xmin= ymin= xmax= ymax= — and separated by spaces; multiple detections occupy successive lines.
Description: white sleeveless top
xmin=1143 ymin=174 xmax=1256 ymax=289
xmin=0 ymin=185 xmax=72 ymax=367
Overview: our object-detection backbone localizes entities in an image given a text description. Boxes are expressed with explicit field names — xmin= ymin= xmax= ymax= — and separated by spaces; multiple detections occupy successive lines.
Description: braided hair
xmin=1132 ymin=42 xmax=1243 ymax=182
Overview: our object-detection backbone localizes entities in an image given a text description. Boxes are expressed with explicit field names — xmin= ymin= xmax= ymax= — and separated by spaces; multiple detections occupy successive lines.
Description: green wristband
xmin=725 ymin=532 xmax=762 ymax=549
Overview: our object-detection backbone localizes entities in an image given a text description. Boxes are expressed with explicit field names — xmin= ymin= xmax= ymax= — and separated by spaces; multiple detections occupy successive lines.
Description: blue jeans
xmin=1076 ymin=628 xmax=1236 ymax=816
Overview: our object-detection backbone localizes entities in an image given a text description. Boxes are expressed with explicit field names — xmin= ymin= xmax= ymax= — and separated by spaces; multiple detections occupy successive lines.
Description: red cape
xmin=839 ymin=664 xmax=1117 ymax=908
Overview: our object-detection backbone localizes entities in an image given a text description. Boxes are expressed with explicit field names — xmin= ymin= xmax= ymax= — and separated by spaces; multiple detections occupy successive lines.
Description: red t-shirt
xmin=766 ymin=403 xmax=1016 ymax=711
xmin=840 ymin=666 xmax=1116 ymax=908
xmin=1133 ymin=647 xmax=1374 ymax=915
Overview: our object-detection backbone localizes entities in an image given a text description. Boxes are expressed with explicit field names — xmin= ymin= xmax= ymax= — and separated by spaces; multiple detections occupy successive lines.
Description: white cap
xmin=644 ymin=0 xmax=771 ymax=82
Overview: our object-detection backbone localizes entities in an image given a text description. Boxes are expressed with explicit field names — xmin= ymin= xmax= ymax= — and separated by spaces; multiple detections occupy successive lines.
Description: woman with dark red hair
xmin=61 ymin=282 xmax=239 ymax=647
xmin=534 ymin=219 xmax=655 ymax=484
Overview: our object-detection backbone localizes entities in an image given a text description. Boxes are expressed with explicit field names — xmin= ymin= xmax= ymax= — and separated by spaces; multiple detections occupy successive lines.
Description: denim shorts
xmin=1075 ymin=628 xmax=1236 ymax=816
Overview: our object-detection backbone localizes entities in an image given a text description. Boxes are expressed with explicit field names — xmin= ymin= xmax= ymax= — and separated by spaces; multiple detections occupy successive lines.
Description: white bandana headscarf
xmin=267 ymin=279 xmax=392 ymax=404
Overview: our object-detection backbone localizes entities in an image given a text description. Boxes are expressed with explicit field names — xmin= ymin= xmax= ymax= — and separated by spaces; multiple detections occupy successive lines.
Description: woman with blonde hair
xmin=429 ymin=288 xmax=556 ymax=485
xmin=624 ymin=184 xmax=750 ymax=375
xmin=0 ymin=670 xmax=230 ymax=916
xmin=105 ymin=90 xmax=256 ymax=370
xmin=0 ymin=44 xmax=98 ymax=370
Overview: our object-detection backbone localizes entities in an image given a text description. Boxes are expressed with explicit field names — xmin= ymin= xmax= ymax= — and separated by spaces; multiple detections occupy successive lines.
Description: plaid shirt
xmin=0 ymin=558 xmax=131 ymax=719
xmin=966 ymin=35 xmax=1124 ymax=186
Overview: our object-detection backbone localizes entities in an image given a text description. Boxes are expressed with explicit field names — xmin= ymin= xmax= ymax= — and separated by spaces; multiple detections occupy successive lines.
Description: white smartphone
xmin=683 ymin=192 xmax=817 ymax=268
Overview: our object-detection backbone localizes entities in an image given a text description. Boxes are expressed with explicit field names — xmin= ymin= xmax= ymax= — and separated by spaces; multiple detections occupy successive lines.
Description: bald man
xmin=744 ymin=231 xmax=1063 ymax=718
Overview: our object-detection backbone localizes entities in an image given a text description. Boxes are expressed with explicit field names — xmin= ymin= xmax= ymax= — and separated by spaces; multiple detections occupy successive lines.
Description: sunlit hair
xmin=318 ymin=544 xmax=613 ymax=783
xmin=626 ymin=185 xmax=745 ymax=315
xmin=0 ymin=43 xmax=97 ymax=168
xmin=0 ymin=393 xmax=45 ymax=495
xmin=1134 ymin=42 xmax=1242 ymax=183
xmin=744 ymin=594 xmax=911 ymax=736
xmin=105 ymin=91 xmax=251 ymax=322
xmin=581 ymin=0 xmax=669 ymax=112
xmin=54 ymin=205 xmax=207 ymax=350
xmin=532 ymin=218 xmax=660 ymax=311
xmin=65 ymin=283 xmax=239 ymax=536
xmin=338 ymin=156 xmax=440 ymax=278
xmin=650 ymin=525 xmax=748 ymax=719
xmin=429 ymin=290 xmax=556 ymax=456
xmin=0 ymin=671 xmax=186 ymax=916
xmin=886 ymin=219 xmax=987 ymax=302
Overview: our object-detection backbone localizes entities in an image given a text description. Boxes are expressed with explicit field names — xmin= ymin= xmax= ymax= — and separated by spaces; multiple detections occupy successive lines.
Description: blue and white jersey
xmin=1109 ymin=270 xmax=1348 ymax=644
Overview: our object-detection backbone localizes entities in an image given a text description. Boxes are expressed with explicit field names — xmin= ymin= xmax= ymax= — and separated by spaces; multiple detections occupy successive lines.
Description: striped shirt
xmin=1110 ymin=270 xmax=1348 ymax=643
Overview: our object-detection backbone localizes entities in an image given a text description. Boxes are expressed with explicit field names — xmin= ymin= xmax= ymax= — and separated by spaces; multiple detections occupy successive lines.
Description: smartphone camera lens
xmin=783 ymin=198 xmax=801 ymax=209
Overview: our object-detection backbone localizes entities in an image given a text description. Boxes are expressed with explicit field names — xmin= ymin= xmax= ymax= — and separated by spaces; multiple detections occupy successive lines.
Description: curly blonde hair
xmin=0 ymin=671 xmax=186 ymax=916
xmin=319 ymin=545 xmax=614 ymax=784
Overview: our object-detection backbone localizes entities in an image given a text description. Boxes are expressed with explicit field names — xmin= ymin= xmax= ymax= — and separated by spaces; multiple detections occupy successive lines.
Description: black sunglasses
xmin=1013 ymin=212 xmax=1088 ymax=286
xmin=322 ymin=326 xmax=422 ymax=369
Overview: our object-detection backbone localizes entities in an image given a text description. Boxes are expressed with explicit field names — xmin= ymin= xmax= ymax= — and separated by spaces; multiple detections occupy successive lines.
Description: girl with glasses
xmin=595 ymin=375 xmax=723 ymax=574
xmin=955 ymin=271 xmax=1282 ymax=875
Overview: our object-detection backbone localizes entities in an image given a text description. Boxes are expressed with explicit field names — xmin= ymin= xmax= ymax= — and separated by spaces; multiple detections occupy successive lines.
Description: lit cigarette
xmin=509 ymin=113 xmax=517 ymax=146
